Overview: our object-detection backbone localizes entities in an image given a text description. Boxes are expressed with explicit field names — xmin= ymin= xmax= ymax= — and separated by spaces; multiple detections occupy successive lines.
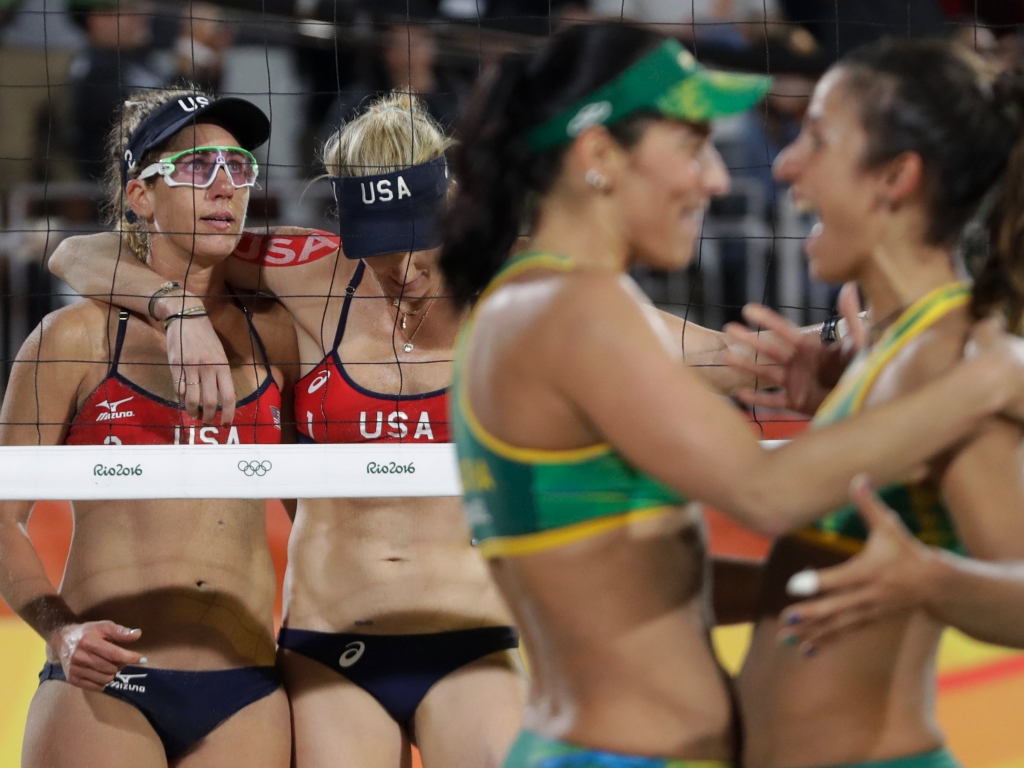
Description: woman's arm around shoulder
xmin=541 ymin=275 xmax=1023 ymax=536
xmin=229 ymin=227 xmax=344 ymax=302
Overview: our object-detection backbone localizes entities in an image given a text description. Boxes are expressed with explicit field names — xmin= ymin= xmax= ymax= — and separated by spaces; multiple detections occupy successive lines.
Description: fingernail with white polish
xmin=139 ymin=657 xmax=148 ymax=664
xmin=787 ymin=569 xmax=820 ymax=597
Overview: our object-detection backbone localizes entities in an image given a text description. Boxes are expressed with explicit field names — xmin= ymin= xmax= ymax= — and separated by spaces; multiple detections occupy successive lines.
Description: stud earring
xmin=585 ymin=169 xmax=608 ymax=190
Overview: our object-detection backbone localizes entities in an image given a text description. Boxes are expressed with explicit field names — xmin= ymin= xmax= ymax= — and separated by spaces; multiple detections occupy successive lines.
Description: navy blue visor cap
xmin=331 ymin=157 xmax=450 ymax=259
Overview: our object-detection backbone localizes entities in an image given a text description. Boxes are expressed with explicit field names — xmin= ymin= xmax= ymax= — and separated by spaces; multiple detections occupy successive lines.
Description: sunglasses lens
xmin=169 ymin=150 xmax=256 ymax=187
xmin=221 ymin=150 xmax=257 ymax=186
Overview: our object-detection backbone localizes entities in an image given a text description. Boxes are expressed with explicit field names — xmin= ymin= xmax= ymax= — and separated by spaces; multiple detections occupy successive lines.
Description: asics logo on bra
xmin=360 ymin=177 xmax=412 ymax=205
xmin=107 ymin=672 xmax=147 ymax=692
xmin=96 ymin=396 xmax=135 ymax=421
xmin=307 ymin=370 xmax=330 ymax=394
xmin=338 ymin=641 xmax=365 ymax=668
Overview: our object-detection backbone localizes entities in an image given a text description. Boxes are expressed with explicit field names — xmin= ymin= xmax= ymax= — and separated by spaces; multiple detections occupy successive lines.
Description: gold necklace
xmin=368 ymin=266 xmax=436 ymax=353
xmin=400 ymin=295 xmax=437 ymax=353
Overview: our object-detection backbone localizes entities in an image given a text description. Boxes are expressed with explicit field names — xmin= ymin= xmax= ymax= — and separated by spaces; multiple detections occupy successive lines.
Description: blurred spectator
xmin=995 ymin=32 xmax=1023 ymax=72
xmin=779 ymin=0 xmax=947 ymax=60
xmin=589 ymin=0 xmax=781 ymax=48
xmin=172 ymin=2 xmax=232 ymax=94
xmin=953 ymin=20 xmax=1024 ymax=74
xmin=733 ymin=73 xmax=812 ymax=213
xmin=440 ymin=0 xmax=580 ymax=34
xmin=320 ymin=23 xmax=461 ymax=140
xmin=0 ymin=0 xmax=84 ymax=193
xmin=942 ymin=0 xmax=1024 ymax=30
xmin=67 ymin=0 xmax=162 ymax=181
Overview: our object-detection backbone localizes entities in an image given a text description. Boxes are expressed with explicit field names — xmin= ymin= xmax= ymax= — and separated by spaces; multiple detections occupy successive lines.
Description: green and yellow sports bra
xmin=452 ymin=251 xmax=685 ymax=559
xmin=798 ymin=281 xmax=972 ymax=556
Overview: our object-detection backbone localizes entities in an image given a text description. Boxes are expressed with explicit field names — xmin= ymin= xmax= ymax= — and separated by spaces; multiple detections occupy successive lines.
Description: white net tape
xmin=0 ymin=440 xmax=787 ymax=500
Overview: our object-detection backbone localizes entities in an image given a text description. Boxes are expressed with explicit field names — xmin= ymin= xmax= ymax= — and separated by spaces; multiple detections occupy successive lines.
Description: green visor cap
xmin=526 ymin=39 xmax=772 ymax=153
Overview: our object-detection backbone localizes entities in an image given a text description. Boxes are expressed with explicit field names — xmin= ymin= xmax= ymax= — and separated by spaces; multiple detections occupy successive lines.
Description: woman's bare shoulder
xmin=28 ymin=300 xmax=111 ymax=358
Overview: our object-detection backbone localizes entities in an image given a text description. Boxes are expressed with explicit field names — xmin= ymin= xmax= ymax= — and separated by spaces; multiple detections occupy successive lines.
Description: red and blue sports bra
xmin=66 ymin=307 xmax=283 ymax=446
xmin=294 ymin=261 xmax=450 ymax=444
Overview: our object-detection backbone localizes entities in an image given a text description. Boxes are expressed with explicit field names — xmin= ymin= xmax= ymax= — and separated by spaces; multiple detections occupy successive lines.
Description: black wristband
xmin=148 ymin=281 xmax=183 ymax=320
xmin=820 ymin=315 xmax=840 ymax=345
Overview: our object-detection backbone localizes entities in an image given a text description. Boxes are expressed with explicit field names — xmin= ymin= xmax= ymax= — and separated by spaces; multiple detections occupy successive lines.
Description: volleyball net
xmin=0 ymin=0 xmax=1017 ymax=499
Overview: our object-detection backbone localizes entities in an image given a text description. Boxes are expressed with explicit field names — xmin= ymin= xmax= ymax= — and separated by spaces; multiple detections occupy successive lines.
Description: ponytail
xmin=972 ymin=67 xmax=1024 ymax=332
xmin=440 ymin=22 xmax=665 ymax=309
xmin=441 ymin=53 xmax=541 ymax=308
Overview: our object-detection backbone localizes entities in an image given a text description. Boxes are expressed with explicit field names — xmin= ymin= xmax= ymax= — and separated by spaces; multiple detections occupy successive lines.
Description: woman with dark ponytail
xmin=446 ymin=23 xmax=1024 ymax=768
xmin=718 ymin=40 xmax=1024 ymax=768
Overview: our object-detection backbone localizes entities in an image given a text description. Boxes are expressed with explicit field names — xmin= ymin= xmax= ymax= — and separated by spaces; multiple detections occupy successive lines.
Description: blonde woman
xmin=0 ymin=89 xmax=297 ymax=767
xmin=49 ymin=92 xmax=525 ymax=767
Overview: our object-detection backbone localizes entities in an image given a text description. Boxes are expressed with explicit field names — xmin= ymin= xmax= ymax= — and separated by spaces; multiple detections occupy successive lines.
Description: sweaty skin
xmin=454 ymin=103 xmax=1024 ymax=765
xmin=47 ymin=224 xmax=529 ymax=766
xmin=0 ymin=121 xmax=299 ymax=768
xmin=736 ymin=67 xmax=1024 ymax=768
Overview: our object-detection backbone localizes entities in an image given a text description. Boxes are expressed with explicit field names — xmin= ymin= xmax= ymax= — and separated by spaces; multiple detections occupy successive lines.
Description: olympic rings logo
xmin=237 ymin=460 xmax=272 ymax=477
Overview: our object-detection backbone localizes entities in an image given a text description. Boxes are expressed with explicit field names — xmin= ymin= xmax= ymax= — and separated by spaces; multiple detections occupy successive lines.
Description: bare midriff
xmin=57 ymin=499 xmax=278 ymax=669
xmin=282 ymin=496 xmax=514 ymax=634
xmin=489 ymin=515 xmax=732 ymax=761
xmin=738 ymin=541 xmax=945 ymax=768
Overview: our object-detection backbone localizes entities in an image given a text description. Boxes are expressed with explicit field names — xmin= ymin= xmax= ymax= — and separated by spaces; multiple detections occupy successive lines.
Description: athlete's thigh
xmin=175 ymin=686 xmax=291 ymax=768
xmin=22 ymin=680 xmax=166 ymax=768
xmin=413 ymin=650 xmax=527 ymax=768
xmin=280 ymin=649 xmax=410 ymax=768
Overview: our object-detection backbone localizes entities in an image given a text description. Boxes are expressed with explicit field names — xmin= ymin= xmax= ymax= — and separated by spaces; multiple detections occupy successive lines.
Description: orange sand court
xmin=0 ymin=498 xmax=1021 ymax=767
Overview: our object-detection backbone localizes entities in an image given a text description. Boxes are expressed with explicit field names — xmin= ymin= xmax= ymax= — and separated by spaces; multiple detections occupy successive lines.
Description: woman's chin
xmin=191 ymin=231 xmax=242 ymax=259
xmin=806 ymin=252 xmax=852 ymax=285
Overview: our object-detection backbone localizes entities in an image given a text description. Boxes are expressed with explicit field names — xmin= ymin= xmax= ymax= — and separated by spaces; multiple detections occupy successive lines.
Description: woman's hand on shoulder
xmin=52 ymin=621 xmax=145 ymax=692
xmin=965 ymin=319 xmax=1024 ymax=424
xmin=162 ymin=308 xmax=236 ymax=425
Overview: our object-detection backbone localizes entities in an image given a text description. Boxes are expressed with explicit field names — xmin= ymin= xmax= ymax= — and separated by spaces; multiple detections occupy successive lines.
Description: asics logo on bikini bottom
xmin=238 ymin=460 xmax=272 ymax=477
xmin=338 ymin=641 xmax=365 ymax=668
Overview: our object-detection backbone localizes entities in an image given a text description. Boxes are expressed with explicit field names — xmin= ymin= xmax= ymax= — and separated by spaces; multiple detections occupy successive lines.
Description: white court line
xmin=0 ymin=441 xmax=789 ymax=500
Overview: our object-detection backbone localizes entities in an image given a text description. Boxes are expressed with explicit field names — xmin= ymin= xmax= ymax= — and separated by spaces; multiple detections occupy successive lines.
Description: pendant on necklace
xmin=403 ymin=342 xmax=414 ymax=353
xmin=401 ymin=315 xmax=408 ymax=331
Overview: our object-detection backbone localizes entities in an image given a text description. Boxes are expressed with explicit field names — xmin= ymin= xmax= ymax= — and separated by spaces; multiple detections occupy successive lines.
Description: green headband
xmin=526 ymin=39 xmax=772 ymax=153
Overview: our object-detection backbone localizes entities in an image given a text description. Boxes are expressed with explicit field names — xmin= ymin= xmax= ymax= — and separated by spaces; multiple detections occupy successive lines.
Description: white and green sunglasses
xmin=137 ymin=145 xmax=259 ymax=189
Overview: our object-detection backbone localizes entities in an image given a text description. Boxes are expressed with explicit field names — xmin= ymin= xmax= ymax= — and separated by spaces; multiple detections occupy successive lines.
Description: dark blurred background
xmin=0 ymin=0 xmax=1021 ymax=394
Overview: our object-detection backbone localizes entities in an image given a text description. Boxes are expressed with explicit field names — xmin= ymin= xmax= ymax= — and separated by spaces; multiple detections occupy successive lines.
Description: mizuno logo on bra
xmin=97 ymin=396 xmax=135 ymax=421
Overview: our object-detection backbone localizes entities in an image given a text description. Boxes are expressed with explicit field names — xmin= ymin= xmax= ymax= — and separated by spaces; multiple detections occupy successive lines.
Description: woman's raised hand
xmin=724 ymin=283 xmax=865 ymax=416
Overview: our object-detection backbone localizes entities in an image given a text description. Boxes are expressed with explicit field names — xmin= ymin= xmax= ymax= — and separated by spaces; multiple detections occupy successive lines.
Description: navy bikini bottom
xmin=277 ymin=625 xmax=520 ymax=727
xmin=39 ymin=662 xmax=280 ymax=759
